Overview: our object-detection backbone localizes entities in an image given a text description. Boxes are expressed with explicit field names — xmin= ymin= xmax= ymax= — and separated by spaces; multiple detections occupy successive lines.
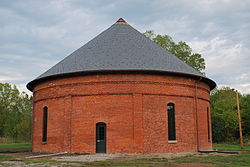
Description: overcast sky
xmin=1 ymin=0 xmax=250 ymax=94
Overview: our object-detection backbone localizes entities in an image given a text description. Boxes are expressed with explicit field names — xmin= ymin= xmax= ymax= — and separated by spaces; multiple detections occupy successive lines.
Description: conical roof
xmin=27 ymin=18 xmax=216 ymax=91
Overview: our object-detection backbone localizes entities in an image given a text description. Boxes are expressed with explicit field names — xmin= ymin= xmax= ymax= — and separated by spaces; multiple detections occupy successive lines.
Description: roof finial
xmin=115 ymin=18 xmax=128 ymax=24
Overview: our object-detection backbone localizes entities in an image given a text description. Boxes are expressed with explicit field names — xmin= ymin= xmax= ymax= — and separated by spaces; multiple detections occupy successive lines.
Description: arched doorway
xmin=96 ymin=122 xmax=106 ymax=153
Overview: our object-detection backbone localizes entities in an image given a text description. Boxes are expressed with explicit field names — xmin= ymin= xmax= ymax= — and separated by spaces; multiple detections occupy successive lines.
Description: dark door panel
xmin=96 ymin=122 xmax=106 ymax=153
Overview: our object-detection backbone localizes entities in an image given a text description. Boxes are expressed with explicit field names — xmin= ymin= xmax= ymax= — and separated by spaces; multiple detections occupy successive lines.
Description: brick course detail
xmin=32 ymin=73 xmax=212 ymax=153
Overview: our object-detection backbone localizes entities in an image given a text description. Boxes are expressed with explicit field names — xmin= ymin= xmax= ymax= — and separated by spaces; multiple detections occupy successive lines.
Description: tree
xmin=210 ymin=87 xmax=250 ymax=142
xmin=210 ymin=87 xmax=238 ymax=142
xmin=15 ymin=93 xmax=32 ymax=142
xmin=240 ymin=94 xmax=250 ymax=137
xmin=0 ymin=83 xmax=32 ymax=142
xmin=144 ymin=30 xmax=205 ymax=73
xmin=0 ymin=83 xmax=20 ymax=137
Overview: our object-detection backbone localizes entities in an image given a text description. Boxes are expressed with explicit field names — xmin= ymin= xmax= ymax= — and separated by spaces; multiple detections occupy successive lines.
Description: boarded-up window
xmin=168 ymin=103 xmax=176 ymax=140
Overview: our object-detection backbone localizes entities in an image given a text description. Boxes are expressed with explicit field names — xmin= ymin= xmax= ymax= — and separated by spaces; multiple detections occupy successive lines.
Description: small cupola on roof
xmin=115 ymin=18 xmax=128 ymax=24
xmin=27 ymin=18 xmax=215 ymax=91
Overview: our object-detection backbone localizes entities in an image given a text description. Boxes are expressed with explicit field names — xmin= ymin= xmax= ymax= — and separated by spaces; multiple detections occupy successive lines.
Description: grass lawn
xmin=0 ymin=155 xmax=12 ymax=162
xmin=174 ymin=153 xmax=250 ymax=167
xmin=174 ymin=144 xmax=250 ymax=167
xmin=0 ymin=143 xmax=250 ymax=166
xmin=0 ymin=143 xmax=31 ymax=150
xmin=213 ymin=143 xmax=250 ymax=151
xmin=24 ymin=158 xmax=173 ymax=167
xmin=21 ymin=153 xmax=250 ymax=167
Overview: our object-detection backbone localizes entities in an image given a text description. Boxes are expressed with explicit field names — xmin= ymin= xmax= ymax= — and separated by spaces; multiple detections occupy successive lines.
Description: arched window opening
xmin=42 ymin=106 xmax=48 ymax=143
xmin=168 ymin=103 xmax=176 ymax=141
xmin=207 ymin=107 xmax=211 ymax=142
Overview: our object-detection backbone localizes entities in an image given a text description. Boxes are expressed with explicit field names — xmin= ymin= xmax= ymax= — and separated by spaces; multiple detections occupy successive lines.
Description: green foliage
xmin=240 ymin=94 xmax=250 ymax=137
xmin=211 ymin=87 xmax=250 ymax=142
xmin=0 ymin=83 xmax=32 ymax=142
xmin=144 ymin=30 xmax=205 ymax=73
xmin=211 ymin=87 xmax=239 ymax=142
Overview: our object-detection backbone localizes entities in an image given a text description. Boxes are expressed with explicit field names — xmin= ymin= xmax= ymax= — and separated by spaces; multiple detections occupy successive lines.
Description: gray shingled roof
xmin=27 ymin=18 xmax=216 ymax=91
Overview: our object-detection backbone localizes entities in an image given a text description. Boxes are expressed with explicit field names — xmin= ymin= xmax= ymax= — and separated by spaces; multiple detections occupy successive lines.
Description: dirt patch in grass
xmin=52 ymin=152 xmax=196 ymax=162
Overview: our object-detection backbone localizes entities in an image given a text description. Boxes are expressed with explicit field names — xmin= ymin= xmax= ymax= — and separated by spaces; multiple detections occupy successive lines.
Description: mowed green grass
xmin=24 ymin=158 xmax=174 ymax=167
xmin=175 ymin=153 xmax=250 ymax=167
xmin=22 ymin=153 xmax=250 ymax=167
xmin=0 ymin=143 xmax=250 ymax=166
xmin=174 ymin=144 xmax=250 ymax=167
xmin=0 ymin=143 xmax=31 ymax=150
xmin=213 ymin=143 xmax=250 ymax=151
xmin=0 ymin=155 xmax=12 ymax=162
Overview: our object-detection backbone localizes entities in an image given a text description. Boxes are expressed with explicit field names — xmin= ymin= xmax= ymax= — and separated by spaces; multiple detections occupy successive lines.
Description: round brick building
xmin=27 ymin=18 xmax=216 ymax=153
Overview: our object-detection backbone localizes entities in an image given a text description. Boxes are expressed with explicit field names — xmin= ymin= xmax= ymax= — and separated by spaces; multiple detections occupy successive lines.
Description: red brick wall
xmin=32 ymin=73 xmax=212 ymax=153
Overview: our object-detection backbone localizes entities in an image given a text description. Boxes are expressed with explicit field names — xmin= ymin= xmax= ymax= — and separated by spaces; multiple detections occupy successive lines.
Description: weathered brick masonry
xmin=32 ymin=74 xmax=212 ymax=153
